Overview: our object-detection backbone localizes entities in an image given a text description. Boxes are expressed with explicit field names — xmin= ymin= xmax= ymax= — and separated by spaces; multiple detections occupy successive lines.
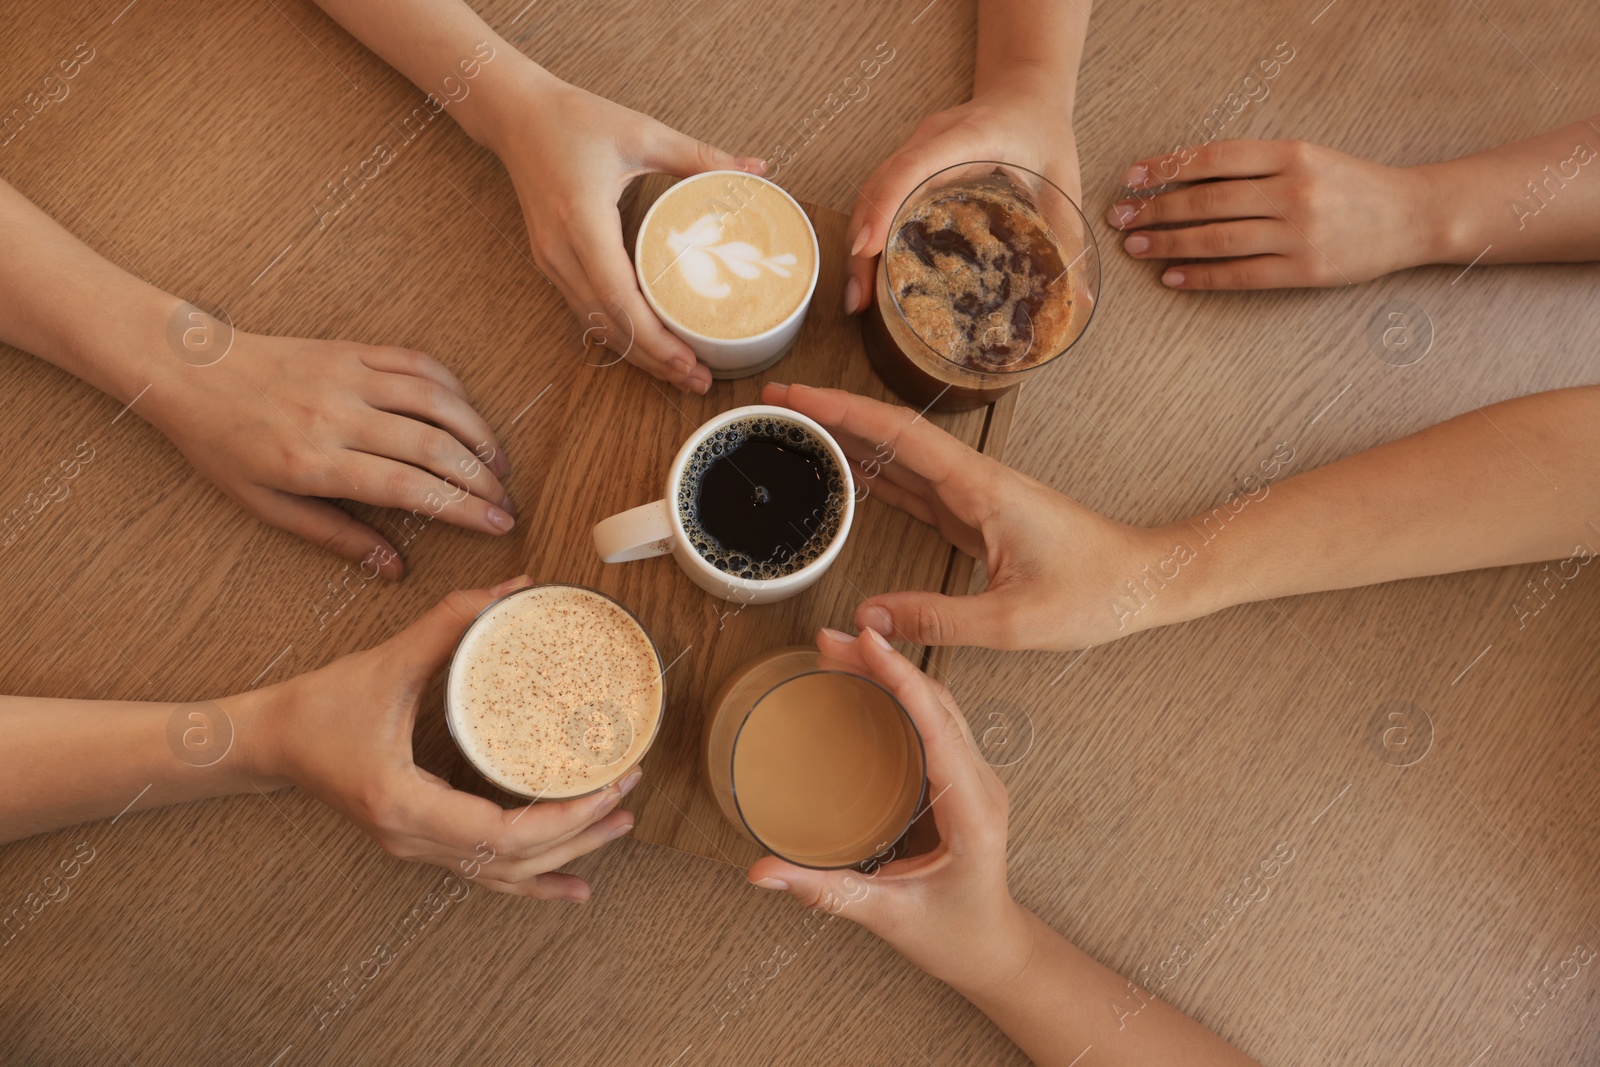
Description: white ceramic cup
xmin=592 ymin=405 xmax=854 ymax=605
xmin=634 ymin=171 xmax=820 ymax=379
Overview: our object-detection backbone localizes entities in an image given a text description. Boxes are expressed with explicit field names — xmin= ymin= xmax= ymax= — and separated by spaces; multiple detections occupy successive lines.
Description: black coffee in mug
xmin=677 ymin=415 xmax=846 ymax=580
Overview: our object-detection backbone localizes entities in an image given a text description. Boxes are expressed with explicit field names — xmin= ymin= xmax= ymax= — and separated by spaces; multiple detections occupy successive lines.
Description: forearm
xmin=0 ymin=178 xmax=174 ymax=405
xmin=974 ymin=0 xmax=1089 ymax=105
xmin=1177 ymin=387 xmax=1600 ymax=615
xmin=309 ymin=0 xmax=550 ymax=155
xmin=1418 ymin=113 xmax=1600 ymax=264
xmin=0 ymin=690 xmax=281 ymax=843
xmin=953 ymin=905 xmax=1257 ymax=1066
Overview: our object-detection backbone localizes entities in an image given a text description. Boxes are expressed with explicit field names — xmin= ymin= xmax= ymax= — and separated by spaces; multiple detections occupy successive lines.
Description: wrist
xmin=1406 ymin=160 xmax=1482 ymax=265
xmin=462 ymin=52 xmax=561 ymax=159
xmin=942 ymin=899 xmax=1037 ymax=1000
xmin=973 ymin=66 xmax=1074 ymax=119
xmin=221 ymin=683 xmax=295 ymax=791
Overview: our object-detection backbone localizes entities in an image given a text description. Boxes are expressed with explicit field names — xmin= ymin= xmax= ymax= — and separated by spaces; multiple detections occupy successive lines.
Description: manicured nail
xmin=1122 ymin=163 xmax=1150 ymax=188
xmin=1162 ymin=269 xmax=1186 ymax=287
xmin=844 ymin=277 xmax=861 ymax=314
xmin=860 ymin=605 xmax=893 ymax=634
xmin=1110 ymin=202 xmax=1138 ymax=228
xmin=819 ymin=627 xmax=855 ymax=643
xmin=490 ymin=574 xmax=532 ymax=596
xmin=849 ymin=224 xmax=870 ymax=258
xmin=741 ymin=157 xmax=768 ymax=175
xmin=753 ymin=877 xmax=789 ymax=891
xmin=619 ymin=770 xmax=643 ymax=797
xmin=606 ymin=820 xmax=635 ymax=840
xmin=486 ymin=507 xmax=514 ymax=532
xmin=864 ymin=627 xmax=893 ymax=650
xmin=1124 ymin=234 xmax=1150 ymax=255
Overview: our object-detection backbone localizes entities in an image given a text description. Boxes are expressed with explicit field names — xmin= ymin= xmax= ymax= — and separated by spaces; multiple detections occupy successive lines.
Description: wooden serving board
xmin=456 ymin=175 xmax=1014 ymax=867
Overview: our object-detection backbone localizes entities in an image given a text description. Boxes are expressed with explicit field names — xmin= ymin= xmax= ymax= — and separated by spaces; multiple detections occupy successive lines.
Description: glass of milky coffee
xmin=861 ymin=161 xmax=1101 ymax=412
xmin=702 ymin=647 xmax=927 ymax=869
xmin=635 ymin=171 xmax=820 ymax=379
xmin=445 ymin=584 xmax=664 ymax=801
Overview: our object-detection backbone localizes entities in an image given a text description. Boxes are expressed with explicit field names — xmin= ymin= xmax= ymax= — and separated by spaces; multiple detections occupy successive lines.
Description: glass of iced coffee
xmin=861 ymin=161 xmax=1100 ymax=412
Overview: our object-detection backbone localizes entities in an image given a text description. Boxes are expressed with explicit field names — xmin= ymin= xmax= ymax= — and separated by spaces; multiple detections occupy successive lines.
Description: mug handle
xmin=593 ymin=500 xmax=675 ymax=563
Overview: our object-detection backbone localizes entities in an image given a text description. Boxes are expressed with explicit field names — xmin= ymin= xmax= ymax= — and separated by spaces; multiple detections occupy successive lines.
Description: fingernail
xmin=819 ymin=627 xmax=855 ymax=643
xmin=860 ymin=605 xmax=893 ymax=634
xmin=753 ymin=877 xmax=789 ymax=891
xmin=691 ymin=376 xmax=711 ymax=395
xmin=1110 ymin=202 xmax=1138 ymax=228
xmin=1122 ymin=163 xmax=1150 ymax=188
xmin=487 ymin=507 xmax=514 ymax=532
xmin=500 ymin=491 xmax=517 ymax=514
xmin=766 ymin=382 xmax=789 ymax=399
xmin=1124 ymin=234 xmax=1150 ymax=255
xmin=567 ymin=888 xmax=590 ymax=904
xmin=619 ymin=770 xmax=643 ymax=797
xmin=490 ymin=574 xmax=531 ymax=596
xmin=849 ymin=224 xmax=870 ymax=258
xmin=864 ymin=627 xmax=893 ymax=650
xmin=671 ymin=355 xmax=694 ymax=375
xmin=742 ymin=157 xmax=767 ymax=174
xmin=1162 ymin=269 xmax=1186 ymax=287
xmin=607 ymin=820 xmax=635 ymax=841
xmin=844 ymin=277 xmax=861 ymax=314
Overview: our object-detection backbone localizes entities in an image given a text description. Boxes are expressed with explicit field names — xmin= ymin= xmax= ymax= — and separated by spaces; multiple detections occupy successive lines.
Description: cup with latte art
xmin=635 ymin=171 xmax=820 ymax=378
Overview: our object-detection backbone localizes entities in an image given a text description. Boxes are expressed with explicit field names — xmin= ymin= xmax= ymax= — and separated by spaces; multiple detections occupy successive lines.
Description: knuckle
xmin=913 ymin=601 xmax=953 ymax=645
xmin=1199 ymin=224 xmax=1235 ymax=256
xmin=385 ymin=466 xmax=426 ymax=503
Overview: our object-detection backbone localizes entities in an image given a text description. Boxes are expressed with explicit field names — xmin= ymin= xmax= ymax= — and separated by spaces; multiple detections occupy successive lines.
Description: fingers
xmin=1121 ymin=219 xmax=1285 ymax=262
xmin=476 ymin=807 xmax=634 ymax=883
xmin=816 ymin=628 xmax=992 ymax=841
xmin=350 ymin=411 xmax=512 ymax=514
xmin=388 ymin=576 xmax=530 ymax=671
xmin=337 ymin=452 xmax=514 ymax=536
xmin=362 ymin=371 xmax=511 ymax=480
xmin=254 ymin=488 xmax=404 ymax=581
xmin=1121 ymin=140 xmax=1293 ymax=189
xmin=399 ymin=770 xmax=641 ymax=864
xmin=642 ymin=124 xmax=764 ymax=180
xmin=1108 ymin=179 xmax=1276 ymax=230
xmin=747 ymin=855 xmax=878 ymax=923
xmin=853 ymin=586 xmax=1018 ymax=650
xmin=762 ymin=383 xmax=1001 ymax=526
xmin=472 ymin=871 xmax=592 ymax=901
xmin=566 ymin=208 xmax=712 ymax=394
xmin=1159 ymin=255 xmax=1311 ymax=291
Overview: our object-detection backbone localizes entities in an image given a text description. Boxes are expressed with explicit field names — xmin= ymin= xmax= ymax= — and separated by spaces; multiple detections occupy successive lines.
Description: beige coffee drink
xmin=638 ymin=172 xmax=817 ymax=340
xmin=446 ymin=585 xmax=663 ymax=800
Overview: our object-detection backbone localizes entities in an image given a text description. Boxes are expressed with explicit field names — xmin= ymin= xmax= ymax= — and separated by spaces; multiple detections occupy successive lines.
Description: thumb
xmin=645 ymin=126 xmax=765 ymax=179
xmin=389 ymin=575 xmax=533 ymax=677
xmin=855 ymin=589 xmax=1016 ymax=650
xmin=748 ymin=856 xmax=879 ymax=926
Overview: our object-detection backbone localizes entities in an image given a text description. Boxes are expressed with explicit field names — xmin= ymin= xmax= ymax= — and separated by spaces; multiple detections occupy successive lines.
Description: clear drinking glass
xmin=861 ymin=160 xmax=1100 ymax=412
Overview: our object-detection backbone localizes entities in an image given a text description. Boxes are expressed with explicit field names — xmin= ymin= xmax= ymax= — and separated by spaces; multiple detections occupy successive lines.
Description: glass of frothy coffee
xmin=702 ymin=648 xmax=926 ymax=869
xmin=861 ymin=161 xmax=1100 ymax=412
xmin=445 ymin=584 xmax=664 ymax=801
xmin=636 ymin=170 xmax=820 ymax=378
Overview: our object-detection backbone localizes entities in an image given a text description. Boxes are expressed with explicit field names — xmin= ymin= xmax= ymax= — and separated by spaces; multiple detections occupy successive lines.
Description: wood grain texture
xmin=1 ymin=0 xmax=1597 ymax=1065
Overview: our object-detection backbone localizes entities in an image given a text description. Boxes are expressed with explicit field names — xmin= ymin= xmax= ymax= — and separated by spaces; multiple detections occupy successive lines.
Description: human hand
xmin=1108 ymin=140 xmax=1440 ymax=290
xmin=239 ymin=577 xmax=639 ymax=900
xmin=843 ymin=83 xmax=1080 ymax=315
xmin=762 ymin=383 xmax=1192 ymax=651
xmin=144 ymin=329 xmax=513 ymax=581
xmin=494 ymin=79 xmax=765 ymax=394
xmin=746 ymin=626 xmax=1031 ymax=989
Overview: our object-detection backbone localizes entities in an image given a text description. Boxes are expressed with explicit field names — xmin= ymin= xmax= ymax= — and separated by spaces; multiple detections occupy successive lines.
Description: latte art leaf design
xmin=666 ymin=214 xmax=800 ymax=300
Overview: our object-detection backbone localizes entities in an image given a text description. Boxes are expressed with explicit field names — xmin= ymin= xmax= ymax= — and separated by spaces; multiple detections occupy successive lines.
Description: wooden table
xmin=1 ymin=0 xmax=1597 ymax=1063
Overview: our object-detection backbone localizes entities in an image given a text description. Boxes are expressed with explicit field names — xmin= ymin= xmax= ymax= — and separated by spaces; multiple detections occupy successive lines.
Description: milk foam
xmin=447 ymin=586 xmax=662 ymax=799
xmin=639 ymin=173 xmax=816 ymax=339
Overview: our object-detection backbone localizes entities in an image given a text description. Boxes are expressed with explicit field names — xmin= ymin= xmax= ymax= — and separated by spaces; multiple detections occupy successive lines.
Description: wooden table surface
xmin=2 ymin=0 xmax=1597 ymax=1064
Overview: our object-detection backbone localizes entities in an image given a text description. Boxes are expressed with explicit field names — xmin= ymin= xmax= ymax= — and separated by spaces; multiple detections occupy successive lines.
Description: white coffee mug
xmin=592 ymin=405 xmax=854 ymax=605
xmin=634 ymin=171 xmax=820 ymax=379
